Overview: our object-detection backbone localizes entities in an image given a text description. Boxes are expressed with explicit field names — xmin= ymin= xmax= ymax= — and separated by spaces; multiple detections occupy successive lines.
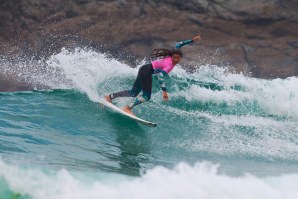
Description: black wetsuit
xmin=110 ymin=64 xmax=153 ymax=108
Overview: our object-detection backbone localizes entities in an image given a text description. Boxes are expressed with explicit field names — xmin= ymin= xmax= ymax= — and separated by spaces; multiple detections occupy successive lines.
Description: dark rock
xmin=0 ymin=0 xmax=298 ymax=91
xmin=0 ymin=74 xmax=32 ymax=92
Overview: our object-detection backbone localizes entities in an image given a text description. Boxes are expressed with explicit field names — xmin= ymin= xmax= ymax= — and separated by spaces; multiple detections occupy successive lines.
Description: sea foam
xmin=2 ymin=48 xmax=298 ymax=117
xmin=1 ymin=159 xmax=298 ymax=199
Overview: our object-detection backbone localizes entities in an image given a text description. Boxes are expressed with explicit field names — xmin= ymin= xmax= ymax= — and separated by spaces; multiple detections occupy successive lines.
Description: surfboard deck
xmin=99 ymin=99 xmax=157 ymax=127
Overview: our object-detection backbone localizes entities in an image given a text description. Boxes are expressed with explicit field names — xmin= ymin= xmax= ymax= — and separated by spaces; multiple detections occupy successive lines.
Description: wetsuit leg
xmin=130 ymin=70 xmax=143 ymax=97
xmin=110 ymin=64 xmax=148 ymax=99
xmin=110 ymin=64 xmax=153 ymax=109
xmin=110 ymin=90 xmax=131 ymax=99
xmin=128 ymin=64 xmax=153 ymax=108
xmin=139 ymin=64 xmax=153 ymax=100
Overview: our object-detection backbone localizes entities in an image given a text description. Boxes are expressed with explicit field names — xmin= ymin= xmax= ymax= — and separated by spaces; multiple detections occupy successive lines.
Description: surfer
xmin=105 ymin=35 xmax=201 ymax=115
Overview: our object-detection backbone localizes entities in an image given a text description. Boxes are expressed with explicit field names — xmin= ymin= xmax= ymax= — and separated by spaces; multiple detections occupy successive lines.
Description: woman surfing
xmin=104 ymin=35 xmax=201 ymax=115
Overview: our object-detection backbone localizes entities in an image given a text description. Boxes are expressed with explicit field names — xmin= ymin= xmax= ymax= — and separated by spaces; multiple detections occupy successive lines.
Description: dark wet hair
xmin=150 ymin=48 xmax=183 ymax=58
xmin=170 ymin=48 xmax=183 ymax=57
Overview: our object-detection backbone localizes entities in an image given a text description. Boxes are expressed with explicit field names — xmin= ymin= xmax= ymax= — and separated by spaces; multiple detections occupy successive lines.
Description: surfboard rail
xmin=99 ymin=99 xmax=157 ymax=127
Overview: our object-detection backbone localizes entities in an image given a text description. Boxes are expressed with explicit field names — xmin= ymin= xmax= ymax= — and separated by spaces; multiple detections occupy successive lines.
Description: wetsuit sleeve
xmin=175 ymin=39 xmax=193 ymax=49
xmin=158 ymin=73 xmax=167 ymax=91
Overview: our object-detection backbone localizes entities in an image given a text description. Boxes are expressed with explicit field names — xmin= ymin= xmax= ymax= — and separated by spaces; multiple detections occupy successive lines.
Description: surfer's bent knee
xmin=129 ymin=90 xmax=139 ymax=98
xmin=128 ymin=94 xmax=150 ymax=109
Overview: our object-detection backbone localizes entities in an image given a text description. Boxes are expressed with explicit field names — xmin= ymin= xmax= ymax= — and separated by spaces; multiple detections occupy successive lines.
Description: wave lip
xmin=2 ymin=48 xmax=298 ymax=118
xmin=171 ymin=65 xmax=298 ymax=118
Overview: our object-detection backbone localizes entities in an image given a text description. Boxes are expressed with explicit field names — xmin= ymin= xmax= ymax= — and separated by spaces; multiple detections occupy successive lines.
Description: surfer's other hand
xmin=162 ymin=91 xmax=168 ymax=101
xmin=192 ymin=35 xmax=201 ymax=43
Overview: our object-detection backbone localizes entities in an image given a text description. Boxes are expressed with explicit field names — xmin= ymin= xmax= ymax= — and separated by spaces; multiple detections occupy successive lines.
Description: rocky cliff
xmin=0 ymin=0 xmax=297 ymax=91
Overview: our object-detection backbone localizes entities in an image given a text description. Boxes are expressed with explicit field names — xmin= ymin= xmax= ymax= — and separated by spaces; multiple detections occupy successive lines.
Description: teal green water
xmin=0 ymin=49 xmax=298 ymax=198
xmin=1 ymin=87 xmax=297 ymax=176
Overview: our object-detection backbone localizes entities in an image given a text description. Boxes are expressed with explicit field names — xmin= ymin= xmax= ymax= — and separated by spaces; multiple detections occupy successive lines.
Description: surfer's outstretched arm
xmin=175 ymin=35 xmax=201 ymax=49
xmin=158 ymin=72 xmax=169 ymax=101
xmin=157 ymin=71 xmax=167 ymax=91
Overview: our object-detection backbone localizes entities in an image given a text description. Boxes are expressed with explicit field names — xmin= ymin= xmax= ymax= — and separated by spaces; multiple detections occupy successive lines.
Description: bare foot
xmin=122 ymin=105 xmax=135 ymax=116
xmin=104 ymin=95 xmax=112 ymax=103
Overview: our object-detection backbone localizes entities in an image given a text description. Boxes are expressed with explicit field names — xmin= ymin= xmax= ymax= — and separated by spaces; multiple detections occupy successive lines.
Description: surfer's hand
xmin=162 ymin=91 xmax=168 ymax=101
xmin=192 ymin=35 xmax=201 ymax=43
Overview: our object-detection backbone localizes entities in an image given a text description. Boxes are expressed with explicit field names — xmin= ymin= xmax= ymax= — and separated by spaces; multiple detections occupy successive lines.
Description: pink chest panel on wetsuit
xmin=151 ymin=56 xmax=176 ymax=74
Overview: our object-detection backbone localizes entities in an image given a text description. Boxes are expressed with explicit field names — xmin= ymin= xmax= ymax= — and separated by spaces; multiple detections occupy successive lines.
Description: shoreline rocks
xmin=0 ymin=0 xmax=297 ymax=91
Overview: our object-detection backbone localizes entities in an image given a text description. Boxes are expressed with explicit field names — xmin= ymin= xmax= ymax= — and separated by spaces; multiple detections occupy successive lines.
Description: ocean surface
xmin=1 ymin=48 xmax=298 ymax=199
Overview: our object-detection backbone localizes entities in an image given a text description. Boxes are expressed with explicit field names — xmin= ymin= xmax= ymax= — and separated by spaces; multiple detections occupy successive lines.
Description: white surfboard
xmin=99 ymin=99 xmax=157 ymax=127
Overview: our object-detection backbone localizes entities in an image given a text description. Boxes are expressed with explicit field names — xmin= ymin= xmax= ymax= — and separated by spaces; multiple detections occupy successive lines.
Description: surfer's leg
xmin=126 ymin=64 xmax=153 ymax=109
xmin=140 ymin=66 xmax=153 ymax=101
xmin=105 ymin=90 xmax=130 ymax=102
xmin=130 ymin=73 xmax=142 ymax=97
xmin=110 ymin=90 xmax=131 ymax=99
xmin=105 ymin=68 xmax=143 ymax=103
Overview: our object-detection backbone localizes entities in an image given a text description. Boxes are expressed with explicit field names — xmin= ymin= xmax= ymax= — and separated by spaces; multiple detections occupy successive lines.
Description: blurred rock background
xmin=0 ymin=0 xmax=297 ymax=90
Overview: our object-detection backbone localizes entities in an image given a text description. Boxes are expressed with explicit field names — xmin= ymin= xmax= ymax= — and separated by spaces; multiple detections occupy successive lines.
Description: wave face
xmin=1 ymin=48 xmax=298 ymax=198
